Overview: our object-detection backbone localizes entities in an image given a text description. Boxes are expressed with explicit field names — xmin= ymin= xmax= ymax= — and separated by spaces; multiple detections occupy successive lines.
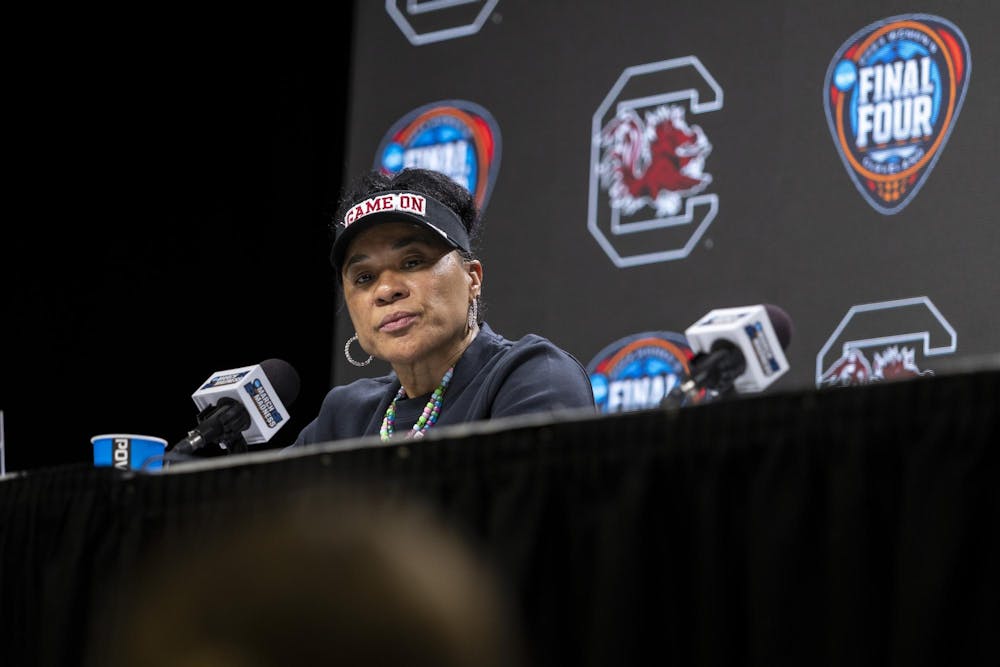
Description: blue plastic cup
xmin=91 ymin=434 xmax=167 ymax=471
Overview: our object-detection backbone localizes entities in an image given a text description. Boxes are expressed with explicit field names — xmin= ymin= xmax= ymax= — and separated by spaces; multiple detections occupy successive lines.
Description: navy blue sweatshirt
xmin=292 ymin=323 xmax=595 ymax=446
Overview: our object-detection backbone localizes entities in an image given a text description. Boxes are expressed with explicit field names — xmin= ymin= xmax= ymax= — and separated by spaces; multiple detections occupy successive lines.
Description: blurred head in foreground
xmin=101 ymin=491 xmax=521 ymax=667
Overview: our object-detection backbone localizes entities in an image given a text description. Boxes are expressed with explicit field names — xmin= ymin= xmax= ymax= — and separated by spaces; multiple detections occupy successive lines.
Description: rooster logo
xmin=820 ymin=345 xmax=931 ymax=387
xmin=598 ymin=105 xmax=713 ymax=218
xmin=873 ymin=345 xmax=933 ymax=381
xmin=820 ymin=348 xmax=874 ymax=387
xmin=814 ymin=297 xmax=956 ymax=388
xmin=587 ymin=56 xmax=723 ymax=267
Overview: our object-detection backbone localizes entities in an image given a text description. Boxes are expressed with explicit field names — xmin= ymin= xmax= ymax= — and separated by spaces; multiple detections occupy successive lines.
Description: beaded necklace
xmin=380 ymin=366 xmax=454 ymax=441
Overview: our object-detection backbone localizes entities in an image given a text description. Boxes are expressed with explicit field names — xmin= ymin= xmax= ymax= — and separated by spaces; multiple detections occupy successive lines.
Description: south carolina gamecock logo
xmin=385 ymin=0 xmax=499 ymax=46
xmin=816 ymin=296 xmax=956 ymax=388
xmin=820 ymin=345 xmax=932 ymax=388
xmin=823 ymin=14 xmax=971 ymax=214
xmin=588 ymin=56 xmax=723 ymax=268
xmin=599 ymin=104 xmax=712 ymax=218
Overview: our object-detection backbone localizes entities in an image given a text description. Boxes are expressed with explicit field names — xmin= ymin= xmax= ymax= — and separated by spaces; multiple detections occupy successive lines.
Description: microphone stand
xmin=661 ymin=346 xmax=746 ymax=410
xmin=167 ymin=398 xmax=251 ymax=458
xmin=219 ymin=434 xmax=248 ymax=455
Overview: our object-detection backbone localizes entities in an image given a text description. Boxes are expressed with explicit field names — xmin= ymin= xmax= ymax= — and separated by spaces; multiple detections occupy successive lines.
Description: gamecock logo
xmin=816 ymin=296 xmax=956 ymax=388
xmin=598 ymin=105 xmax=713 ymax=217
xmin=386 ymin=0 xmax=499 ymax=46
xmin=588 ymin=56 xmax=723 ymax=268
xmin=820 ymin=345 xmax=933 ymax=387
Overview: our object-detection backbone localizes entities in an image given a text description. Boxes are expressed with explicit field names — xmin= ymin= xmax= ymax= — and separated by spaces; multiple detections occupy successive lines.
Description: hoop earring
xmin=467 ymin=298 xmax=479 ymax=333
xmin=344 ymin=333 xmax=373 ymax=367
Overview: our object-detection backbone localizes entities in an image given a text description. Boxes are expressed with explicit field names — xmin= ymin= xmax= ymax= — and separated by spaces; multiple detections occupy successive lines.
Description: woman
xmin=293 ymin=168 xmax=595 ymax=445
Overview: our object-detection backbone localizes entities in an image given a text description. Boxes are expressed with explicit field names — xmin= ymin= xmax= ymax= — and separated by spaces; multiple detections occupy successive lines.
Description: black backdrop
xmin=5 ymin=14 xmax=355 ymax=470
xmin=2 ymin=7 xmax=999 ymax=666
xmin=335 ymin=0 xmax=1000 ymax=401
xmin=5 ymin=3 xmax=1000 ymax=464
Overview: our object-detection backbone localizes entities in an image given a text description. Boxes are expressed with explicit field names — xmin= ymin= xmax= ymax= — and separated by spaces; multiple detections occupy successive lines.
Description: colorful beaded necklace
xmin=380 ymin=366 xmax=454 ymax=441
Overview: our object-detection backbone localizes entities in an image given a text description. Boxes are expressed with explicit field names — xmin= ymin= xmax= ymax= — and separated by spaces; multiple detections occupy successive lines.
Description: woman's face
xmin=341 ymin=222 xmax=482 ymax=369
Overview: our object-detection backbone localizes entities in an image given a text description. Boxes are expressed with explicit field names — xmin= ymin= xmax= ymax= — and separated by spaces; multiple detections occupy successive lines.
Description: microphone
xmin=169 ymin=359 xmax=300 ymax=456
xmin=669 ymin=304 xmax=793 ymax=406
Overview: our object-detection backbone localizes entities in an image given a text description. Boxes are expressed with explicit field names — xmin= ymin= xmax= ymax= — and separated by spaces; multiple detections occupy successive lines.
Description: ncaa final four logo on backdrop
xmin=375 ymin=100 xmax=501 ymax=212
xmin=816 ymin=296 xmax=956 ymax=388
xmin=589 ymin=57 xmax=723 ymax=267
xmin=823 ymin=15 xmax=971 ymax=215
xmin=586 ymin=332 xmax=693 ymax=413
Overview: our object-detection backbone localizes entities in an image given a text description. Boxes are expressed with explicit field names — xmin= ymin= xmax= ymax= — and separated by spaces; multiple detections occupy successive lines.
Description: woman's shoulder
xmin=481 ymin=324 xmax=574 ymax=353
xmin=469 ymin=324 xmax=595 ymax=414
xmin=322 ymin=372 xmax=397 ymax=404
xmin=477 ymin=324 xmax=587 ymax=373
xmin=293 ymin=372 xmax=398 ymax=446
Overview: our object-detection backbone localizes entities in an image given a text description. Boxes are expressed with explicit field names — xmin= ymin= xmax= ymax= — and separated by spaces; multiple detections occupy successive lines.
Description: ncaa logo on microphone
xmin=386 ymin=0 xmax=499 ymax=46
xmin=823 ymin=15 xmax=971 ymax=214
xmin=375 ymin=100 xmax=502 ymax=213
xmin=588 ymin=56 xmax=723 ymax=268
xmin=201 ymin=371 xmax=250 ymax=389
xmin=586 ymin=332 xmax=693 ymax=413
xmin=244 ymin=379 xmax=284 ymax=429
xmin=816 ymin=296 xmax=956 ymax=388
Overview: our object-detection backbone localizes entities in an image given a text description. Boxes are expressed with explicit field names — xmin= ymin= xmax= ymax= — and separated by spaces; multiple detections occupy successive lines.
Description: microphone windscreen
xmin=763 ymin=304 xmax=794 ymax=350
xmin=260 ymin=358 xmax=301 ymax=407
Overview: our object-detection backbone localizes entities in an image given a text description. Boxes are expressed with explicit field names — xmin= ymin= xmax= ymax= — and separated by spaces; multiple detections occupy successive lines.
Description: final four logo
xmin=823 ymin=15 xmax=971 ymax=215
xmin=586 ymin=332 xmax=693 ymax=413
xmin=376 ymin=100 xmax=501 ymax=212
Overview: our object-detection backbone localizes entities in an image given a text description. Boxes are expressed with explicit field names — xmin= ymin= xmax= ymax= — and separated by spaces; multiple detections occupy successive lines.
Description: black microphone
xmin=666 ymin=304 xmax=793 ymax=407
xmin=170 ymin=359 xmax=301 ymax=456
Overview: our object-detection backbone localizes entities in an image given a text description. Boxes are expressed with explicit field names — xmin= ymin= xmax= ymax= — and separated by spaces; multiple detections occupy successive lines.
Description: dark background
xmin=336 ymin=0 xmax=1000 ymax=392
xmin=1 ymin=8 xmax=996 ymax=665
xmin=5 ymin=14 xmax=356 ymax=470
xmin=5 ymin=1 xmax=1000 ymax=471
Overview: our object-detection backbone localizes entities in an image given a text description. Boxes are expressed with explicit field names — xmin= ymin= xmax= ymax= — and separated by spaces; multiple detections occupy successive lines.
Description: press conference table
xmin=2 ymin=369 xmax=997 ymax=666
